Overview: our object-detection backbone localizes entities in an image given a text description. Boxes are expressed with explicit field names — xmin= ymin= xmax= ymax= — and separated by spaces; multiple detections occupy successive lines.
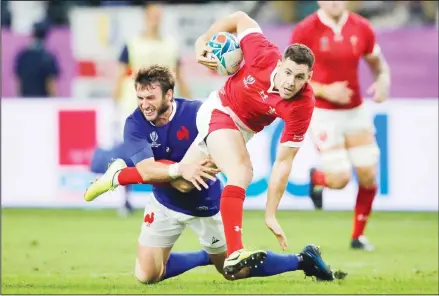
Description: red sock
xmin=352 ymin=185 xmax=377 ymax=239
xmin=117 ymin=160 xmax=175 ymax=186
xmin=312 ymin=169 xmax=327 ymax=186
xmin=220 ymin=185 xmax=246 ymax=256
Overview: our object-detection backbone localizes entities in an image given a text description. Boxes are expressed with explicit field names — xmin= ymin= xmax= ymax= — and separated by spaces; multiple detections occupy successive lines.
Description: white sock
xmin=112 ymin=171 xmax=121 ymax=186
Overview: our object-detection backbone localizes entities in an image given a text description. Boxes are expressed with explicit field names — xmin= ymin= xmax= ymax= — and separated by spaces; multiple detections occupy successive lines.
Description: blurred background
xmin=1 ymin=1 xmax=438 ymax=212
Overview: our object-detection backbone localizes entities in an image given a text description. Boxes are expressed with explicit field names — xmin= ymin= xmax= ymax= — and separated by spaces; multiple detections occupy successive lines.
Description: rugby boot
xmin=309 ymin=168 xmax=323 ymax=210
xmin=351 ymin=235 xmax=374 ymax=251
xmin=223 ymin=249 xmax=267 ymax=276
xmin=298 ymin=244 xmax=334 ymax=281
xmin=84 ymin=158 xmax=127 ymax=202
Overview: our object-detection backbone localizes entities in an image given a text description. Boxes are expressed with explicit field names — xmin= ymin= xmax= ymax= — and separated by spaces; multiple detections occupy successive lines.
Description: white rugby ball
xmin=207 ymin=32 xmax=243 ymax=76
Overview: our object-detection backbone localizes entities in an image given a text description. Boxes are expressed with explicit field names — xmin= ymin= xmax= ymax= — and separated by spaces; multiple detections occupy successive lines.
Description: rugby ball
xmin=207 ymin=32 xmax=243 ymax=76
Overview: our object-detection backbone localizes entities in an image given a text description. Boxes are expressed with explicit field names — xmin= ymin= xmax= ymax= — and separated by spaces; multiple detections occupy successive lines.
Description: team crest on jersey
xmin=243 ymin=75 xmax=255 ymax=88
xmin=150 ymin=131 xmax=161 ymax=148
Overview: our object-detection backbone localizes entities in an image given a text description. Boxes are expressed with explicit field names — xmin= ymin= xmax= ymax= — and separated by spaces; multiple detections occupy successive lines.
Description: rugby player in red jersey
xmin=290 ymin=1 xmax=391 ymax=251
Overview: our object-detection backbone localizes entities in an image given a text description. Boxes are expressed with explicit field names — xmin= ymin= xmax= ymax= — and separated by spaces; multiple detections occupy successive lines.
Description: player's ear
xmin=277 ymin=59 xmax=282 ymax=67
xmin=165 ymin=89 xmax=173 ymax=101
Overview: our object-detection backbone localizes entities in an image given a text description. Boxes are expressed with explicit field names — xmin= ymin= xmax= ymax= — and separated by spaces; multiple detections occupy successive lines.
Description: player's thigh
xmin=136 ymin=197 xmax=185 ymax=283
xmin=206 ymin=128 xmax=253 ymax=187
xmin=343 ymin=105 xmax=380 ymax=186
xmin=179 ymin=139 xmax=210 ymax=165
xmin=310 ymin=108 xmax=352 ymax=181
xmin=188 ymin=213 xmax=227 ymax=259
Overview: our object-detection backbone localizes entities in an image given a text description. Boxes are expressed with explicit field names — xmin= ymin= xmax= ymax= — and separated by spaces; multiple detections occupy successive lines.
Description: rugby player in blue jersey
xmin=85 ymin=65 xmax=336 ymax=284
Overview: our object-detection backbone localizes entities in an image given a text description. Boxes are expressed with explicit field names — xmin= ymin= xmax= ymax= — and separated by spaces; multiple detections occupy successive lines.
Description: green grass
xmin=2 ymin=209 xmax=438 ymax=294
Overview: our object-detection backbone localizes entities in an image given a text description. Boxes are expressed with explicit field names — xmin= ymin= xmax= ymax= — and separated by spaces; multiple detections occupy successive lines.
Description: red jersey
xmin=290 ymin=10 xmax=380 ymax=110
xmin=218 ymin=28 xmax=315 ymax=147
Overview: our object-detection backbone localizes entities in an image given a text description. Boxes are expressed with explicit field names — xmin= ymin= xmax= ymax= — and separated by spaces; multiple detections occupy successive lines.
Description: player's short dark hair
xmin=134 ymin=65 xmax=175 ymax=97
xmin=283 ymin=43 xmax=315 ymax=70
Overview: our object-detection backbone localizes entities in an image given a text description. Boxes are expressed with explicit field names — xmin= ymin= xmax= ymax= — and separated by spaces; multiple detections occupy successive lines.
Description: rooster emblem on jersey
xmin=144 ymin=212 xmax=155 ymax=226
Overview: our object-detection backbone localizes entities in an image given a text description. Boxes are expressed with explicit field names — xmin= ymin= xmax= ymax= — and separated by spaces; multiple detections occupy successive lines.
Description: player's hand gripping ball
xmin=206 ymin=32 xmax=243 ymax=76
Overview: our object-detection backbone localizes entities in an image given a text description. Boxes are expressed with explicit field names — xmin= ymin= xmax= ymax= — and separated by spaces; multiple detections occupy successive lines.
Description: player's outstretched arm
xmin=124 ymin=117 xmax=218 ymax=190
xmin=265 ymin=145 xmax=299 ymax=250
xmin=135 ymin=158 xmax=218 ymax=191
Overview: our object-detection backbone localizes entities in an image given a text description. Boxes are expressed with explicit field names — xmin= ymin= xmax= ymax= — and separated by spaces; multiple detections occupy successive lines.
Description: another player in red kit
xmin=178 ymin=11 xmax=317 ymax=275
xmin=290 ymin=1 xmax=391 ymax=251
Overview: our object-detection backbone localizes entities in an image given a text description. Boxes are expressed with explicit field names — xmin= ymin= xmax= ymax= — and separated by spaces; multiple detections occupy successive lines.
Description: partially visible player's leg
xmin=308 ymin=109 xmax=352 ymax=209
xmin=345 ymin=108 xmax=379 ymax=251
xmin=136 ymin=197 xmax=212 ymax=284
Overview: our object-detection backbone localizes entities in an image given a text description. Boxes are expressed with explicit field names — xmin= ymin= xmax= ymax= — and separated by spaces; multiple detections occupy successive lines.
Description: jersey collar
xmin=317 ymin=9 xmax=349 ymax=36
xmin=267 ymin=66 xmax=279 ymax=94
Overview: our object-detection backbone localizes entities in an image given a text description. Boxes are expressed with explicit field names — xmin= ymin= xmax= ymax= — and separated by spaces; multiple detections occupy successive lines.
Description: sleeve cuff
xmin=130 ymin=148 xmax=154 ymax=165
xmin=280 ymin=141 xmax=303 ymax=148
xmin=238 ymin=27 xmax=263 ymax=42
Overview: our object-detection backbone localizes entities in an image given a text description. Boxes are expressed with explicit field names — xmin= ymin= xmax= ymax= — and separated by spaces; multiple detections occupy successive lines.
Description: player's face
xmin=145 ymin=4 xmax=162 ymax=30
xmin=136 ymin=83 xmax=172 ymax=122
xmin=276 ymin=58 xmax=312 ymax=99
xmin=318 ymin=1 xmax=347 ymax=18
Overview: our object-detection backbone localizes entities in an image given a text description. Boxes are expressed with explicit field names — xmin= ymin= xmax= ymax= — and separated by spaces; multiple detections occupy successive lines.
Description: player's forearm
xmin=265 ymin=160 xmax=293 ymax=217
xmin=369 ymin=55 xmax=391 ymax=86
xmin=310 ymin=81 xmax=331 ymax=100
xmin=136 ymin=161 xmax=182 ymax=183
xmin=198 ymin=11 xmax=246 ymax=42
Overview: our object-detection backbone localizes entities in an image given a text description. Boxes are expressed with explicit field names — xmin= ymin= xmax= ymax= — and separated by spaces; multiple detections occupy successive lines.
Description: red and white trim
xmin=237 ymin=27 xmax=263 ymax=43
xmin=365 ymin=44 xmax=382 ymax=58
xmin=281 ymin=141 xmax=303 ymax=148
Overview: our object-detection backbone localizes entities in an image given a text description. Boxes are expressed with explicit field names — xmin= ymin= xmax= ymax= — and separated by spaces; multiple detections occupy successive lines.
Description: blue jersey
xmin=123 ymin=98 xmax=222 ymax=217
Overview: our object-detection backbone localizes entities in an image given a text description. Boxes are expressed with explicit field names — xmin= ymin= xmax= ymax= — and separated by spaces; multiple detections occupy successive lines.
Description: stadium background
xmin=1 ymin=1 xmax=438 ymax=294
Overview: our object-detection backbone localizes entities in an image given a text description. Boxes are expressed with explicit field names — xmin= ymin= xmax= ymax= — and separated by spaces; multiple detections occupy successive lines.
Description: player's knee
xmin=135 ymin=261 xmax=164 ymax=285
xmin=349 ymin=144 xmax=379 ymax=187
xmin=326 ymin=172 xmax=351 ymax=189
xmin=226 ymin=160 xmax=253 ymax=188
xmin=320 ymin=149 xmax=351 ymax=189
xmin=356 ymin=167 xmax=377 ymax=188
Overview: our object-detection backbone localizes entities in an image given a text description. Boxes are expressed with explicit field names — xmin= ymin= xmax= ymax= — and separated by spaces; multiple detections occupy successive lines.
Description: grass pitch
xmin=2 ymin=208 xmax=438 ymax=294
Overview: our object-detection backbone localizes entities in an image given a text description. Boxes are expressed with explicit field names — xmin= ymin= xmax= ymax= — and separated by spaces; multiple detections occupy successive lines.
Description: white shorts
xmin=194 ymin=91 xmax=255 ymax=155
xmin=310 ymin=104 xmax=375 ymax=150
xmin=138 ymin=195 xmax=226 ymax=254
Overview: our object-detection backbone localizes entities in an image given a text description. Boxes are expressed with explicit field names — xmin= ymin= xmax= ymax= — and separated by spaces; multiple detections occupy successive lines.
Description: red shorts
xmin=194 ymin=91 xmax=255 ymax=155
